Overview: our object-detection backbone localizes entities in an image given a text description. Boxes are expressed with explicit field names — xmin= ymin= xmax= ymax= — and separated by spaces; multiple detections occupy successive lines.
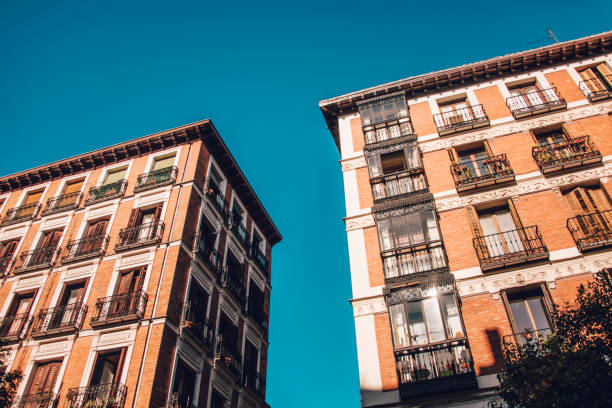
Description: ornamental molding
xmin=436 ymin=163 xmax=612 ymax=212
xmin=98 ymin=329 xmax=132 ymax=346
xmin=345 ymin=214 xmax=375 ymax=231
xmin=419 ymin=102 xmax=612 ymax=153
xmin=37 ymin=340 xmax=68 ymax=356
xmin=340 ymin=156 xmax=367 ymax=172
xmin=352 ymin=296 xmax=387 ymax=317
xmin=178 ymin=339 xmax=204 ymax=370
xmin=16 ymin=274 xmax=45 ymax=289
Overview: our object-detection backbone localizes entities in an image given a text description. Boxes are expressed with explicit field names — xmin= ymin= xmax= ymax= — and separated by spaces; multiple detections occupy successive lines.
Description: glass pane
xmin=389 ymin=305 xmax=410 ymax=348
xmin=510 ymin=300 xmax=534 ymax=333
xmin=368 ymin=156 xmax=382 ymax=178
xmin=406 ymin=302 xmax=428 ymax=345
xmin=372 ymin=105 xmax=383 ymax=123
xmin=441 ymin=294 xmax=463 ymax=338
xmin=383 ymin=256 xmax=399 ymax=278
xmin=392 ymin=216 xmax=410 ymax=248
xmin=405 ymin=145 xmax=421 ymax=168
xmin=377 ymin=219 xmax=393 ymax=251
xmin=406 ymin=213 xmax=425 ymax=245
xmin=360 ymin=107 xmax=372 ymax=125
xmin=527 ymin=297 xmax=550 ymax=331
xmin=423 ymin=297 xmax=445 ymax=342
xmin=423 ymin=211 xmax=440 ymax=242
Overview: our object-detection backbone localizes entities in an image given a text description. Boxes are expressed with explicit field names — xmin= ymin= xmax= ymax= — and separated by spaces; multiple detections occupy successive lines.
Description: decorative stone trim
xmin=340 ymin=156 xmax=367 ymax=172
xmin=351 ymin=295 xmax=387 ymax=317
xmin=345 ymin=214 xmax=375 ymax=231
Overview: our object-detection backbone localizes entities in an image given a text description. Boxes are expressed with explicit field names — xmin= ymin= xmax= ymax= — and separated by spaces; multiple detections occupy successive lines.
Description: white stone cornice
xmin=340 ymin=155 xmax=367 ymax=172
xmin=419 ymin=101 xmax=612 ymax=153
xmin=351 ymin=295 xmax=387 ymax=317
xmin=345 ymin=213 xmax=375 ymax=231
xmin=436 ymin=162 xmax=612 ymax=212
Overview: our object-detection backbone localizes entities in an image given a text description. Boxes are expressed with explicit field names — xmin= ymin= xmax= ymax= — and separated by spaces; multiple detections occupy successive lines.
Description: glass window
xmin=405 ymin=213 xmax=425 ymax=245
xmin=441 ymin=294 xmax=463 ymax=338
xmin=151 ymin=155 xmax=175 ymax=171
xmin=390 ymin=304 xmax=410 ymax=348
xmin=422 ymin=297 xmax=445 ymax=342
xmin=406 ymin=301 xmax=428 ymax=346
xmin=507 ymin=288 xmax=551 ymax=333
xmin=380 ymin=151 xmax=407 ymax=174
xmin=423 ymin=211 xmax=440 ymax=241
xmin=377 ymin=219 xmax=393 ymax=251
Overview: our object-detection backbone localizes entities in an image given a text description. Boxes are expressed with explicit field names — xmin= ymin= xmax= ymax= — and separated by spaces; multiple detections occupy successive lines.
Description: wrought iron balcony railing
xmin=0 ymin=203 xmax=41 ymax=226
xmin=567 ymin=209 xmax=612 ymax=252
xmin=363 ymin=118 xmax=414 ymax=145
xmin=532 ymin=136 xmax=602 ymax=174
xmin=506 ymin=87 xmax=566 ymax=119
xmin=0 ymin=256 xmax=14 ymax=277
xmin=382 ymin=241 xmax=447 ymax=283
xmin=451 ymin=154 xmax=515 ymax=192
xmin=12 ymin=392 xmax=57 ymax=408
xmin=433 ymin=105 xmax=489 ymax=136
xmin=62 ymin=234 xmax=109 ymax=264
xmin=31 ymin=302 xmax=88 ymax=338
xmin=214 ymin=335 xmax=242 ymax=379
xmin=205 ymin=179 xmax=228 ymax=221
xmin=578 ymin=75 xmax=612 ymax=102
xmin=85 ymin=180 xmax=127 ymax=205
xmin=13 ymin=247 xmax=59 ymax=274
xmin=0 ymin=312 xmax=30 ymax=342
xmin=230 ymin=216 xmax=249 ymax=248
xmin=65 ymin=382 xmax=127 ymax=408
xmin=473 ymin=225 xmax=548 ymax=271
xmin=502 ymin=328 xmax=553 ymax=350
xmin=91 ymin=290 xmax=148 ymax=327
xmin=115 ymin=220 xmax=164 ymax=251
xmin=41 ymin=192 xmax=83 ymax=216
xmin=180 ymin=302 xmax=215 ymax=352
xmin=249 ymin=244 xmax=268 ymax=273
xmin=134 ymin=166 xmax=178 ymax=192
xmin=194 ymin=233 xmax=222 ymax=276
xmin=371 ymin=169 xmax=427 ymax=202
xmin=222 ymin=266 xmax=247 ymax=307
xmin=395 ymin=339 xmax=477 ymax=398
xmin=165 ymin=392 xmax=197 ymax=408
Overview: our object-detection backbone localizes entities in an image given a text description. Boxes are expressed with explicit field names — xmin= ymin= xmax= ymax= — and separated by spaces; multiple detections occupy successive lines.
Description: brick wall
xmin=474 ymin=85 xmax=511 ymax=120
xmin=374 ymin=313 xmax=398 ymax=391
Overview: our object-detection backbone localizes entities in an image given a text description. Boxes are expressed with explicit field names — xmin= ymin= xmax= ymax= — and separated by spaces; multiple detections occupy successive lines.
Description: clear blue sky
xmin=1 ymin=1 xmax=610 ymax=406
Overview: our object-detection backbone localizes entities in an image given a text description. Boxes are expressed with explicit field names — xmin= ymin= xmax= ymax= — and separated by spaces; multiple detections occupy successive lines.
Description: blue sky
xmin=1 ymin=1 xmax=610 ymax=407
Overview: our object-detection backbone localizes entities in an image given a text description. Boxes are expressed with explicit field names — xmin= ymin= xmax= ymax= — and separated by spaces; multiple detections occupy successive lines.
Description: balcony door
xmin=78 ymin=219 xmax=108 ymax=255
xmin=0 ymin=239 xmax=19 ymax=274
xmin=504 ymin=287 xmax=552 ymax=342
xmin=27 ymin=360 xmax=62 ymax=398
xmin=478 ymin=208 xmax=524 ymax=257
xmin=243 ymin=340 xmax=259 ymax=389
xmin=171 ymin=359 xmax=196 ymax=408
xmin=127 ymin=205 xmax=162 ymax=241
xmin=579 ymin=63 xmax=612 ymax=93
xmin=564 ymin=186 xmax=612 ymax=239
xmin=32 ymin=229 xmax=62 ymax=265
xmin=3 ymin=292 xmax=34 ymax=337
xmin=439 ymin=99 xmax=471 ymax=124
xmin=458 ymin=147 xmax=489 ymax=179
xmin=53 ymin=281 xmax=85 ymax=327
xmin=88 ymin=348 xmax=127 ymax=407
xmin=111 ymin=267 xmax=145 ymax=317
xmin=509 ymin=83 xmax=544 ymax=110
xmin=218 ymin=313 xmax=238 ymax=353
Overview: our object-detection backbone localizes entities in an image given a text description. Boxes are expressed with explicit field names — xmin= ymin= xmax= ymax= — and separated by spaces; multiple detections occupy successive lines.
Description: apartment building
xmin=0 ymin=119 xmax=281 ymax=408
xmin=319 ymin=31 xmax=612 ymax=407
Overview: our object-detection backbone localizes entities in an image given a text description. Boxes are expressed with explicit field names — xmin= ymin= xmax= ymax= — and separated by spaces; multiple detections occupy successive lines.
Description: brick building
xmin=0 ymin=119 xmax=281 ymax=408
xmin=319 ymin=31 xmax=612 ymax=407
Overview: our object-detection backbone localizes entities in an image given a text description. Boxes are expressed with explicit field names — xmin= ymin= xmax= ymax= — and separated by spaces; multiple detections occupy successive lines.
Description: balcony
xmin=205 ymin=179 xmax=228 ymax=221
xmin=382 ymin=241 xmax=448 ymax=284
xmin=194 ymin=234 xmax=222 ymax=277
xmin=363 ymin=118 xmax=415 ymax=146
xmin=473 ymin=226 xmax=548 ymax=271
xmin=214 ymin=335 xmax=242 ymax=379
xmin=12 ymin=392 xmax=57 ymax=408
xmin=567 ymin=209 xmax=612 ymax=252
xmin=230 ymin=217 xmax=249 ymax=248
xmin=249 ymin=244 xmax=268 ymax=273
xmin=180 ymin=302 xmax=215 ymax=353
xmin=65 ymin=383 xmax=127 ymax=408
xmin=62 ymin=234 xmax=109 ymax=264
xmin=165 ymin=392 xmax=197 ymax=408
xmin=115 ymin=221 xmax=164 ymax=251
xmin=85 ymin=180 xmax=127 ymax=205
xmin=451 ymin=154 xmax=515 ymax=192
xmin=0 ymin=203 xmax=41 ymax=226
xmin=433 ymin=105 xmax=489 ymax=136
xmin=222 ymin=267 xmax=247 ymax=308
xmin=13 ymin=247 xmax=59 ymax=274
xmin=0 ymin=256 xmax=13 ymax=277
xmin=371 ymin=169 xmax=427 ymax=203
xmin=503 ymin=328 xmax=553 ymax=350
xmin=579 ymin=76 xmax=612 ymax=102
xmin=0 ymin=312 xmax=30 ymax=342
xmin=532 ymin=136 xmax=602 ymax=174
xmin=395 ymin=339 xmax=477 ymax=399
xmin=30 ymin=302 xmax=88 ymax=338
xmin=506 ymin=87 xmax=566 ymax=119
xmin=90 ymin=290 xmax=148 ymax=327
xmin=41 ymin=192 xmax=83 ymax=216
xmin=133 ymin=166 xmax=178 ymax=193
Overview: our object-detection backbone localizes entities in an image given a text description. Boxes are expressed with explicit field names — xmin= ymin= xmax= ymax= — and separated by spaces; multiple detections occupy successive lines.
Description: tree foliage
xmin=0 ymin=344 xmax=21 ymax=407
xmin=495 ymin=270 xmax=612 ymax=408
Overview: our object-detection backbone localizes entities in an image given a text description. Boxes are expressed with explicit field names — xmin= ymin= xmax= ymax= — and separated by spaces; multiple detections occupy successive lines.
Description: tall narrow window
xmin=478 ymin=207 xmax=523 ymax=258
xmin=90 ymin=349 xmax=126 ymax=386
xmin=26 ymin=360 xmax=62 ymax=396
xmin=504 ymin=286 xmax=552 ymax=342
xmin=1 ymin=292 xmax=34 ymax=338
xmin=218 ymin=312 xmax=238 ymax=353
xmin=564 ymin=186 xmax=612 ymax=250
xmin=54 ymin=281 xmax=86 ymax=327
xmin=578 ymin=63 xmax=612 ymax=95
xmin=0 ymin=238 xmax=19 ymax=275
xmin=24 ymin=190 xmax=44 ymax=206
xmin=29 ymin=229 xmax=63 ymax=267
xmin=78 ymin=219 xmax=109 ymax=255
xmin=171 ymin=360 xmax=196 ymax=407
xmin=151 ymin=155 xmax=175 ymax=172
xmin=243 ymin=340 xmax=259 ymax=389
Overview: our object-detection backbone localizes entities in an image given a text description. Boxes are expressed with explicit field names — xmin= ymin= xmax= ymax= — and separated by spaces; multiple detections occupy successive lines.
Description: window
xmin=0 ymin=238 xmax=19 ymax=274
xmin=503 ymin=286 xmax=552 ymax=337
xmin=78 ymin=219 xmax=109 ymax=255
xmin=564 ymin=185 xmax=611 ymax=215
xmin=29 ymin=229 xmax=63 ymax=266
xmin=368 ymin=146 xmax=421 ymax=178
xmin=225 ymin=251 xmax=244 ymax=288
xmin=90 ymin=348 xmax=127 ymax=386
xmin=506 ymin=81 xmax=559 ymax=113
xmin=578 ymin=63 xmax=612 ymax=97
xmin=126 ymin=204 xmax=163 ymax=242
xmin=102 ymin=167 xmax=127 ymax=186
xmin=534 ymin=127 xmax=567 ymax=147
xmin=171 ymin=359 xmax=196 ymax=408
xmin=476 ymin=206 xmax=523 ymax=258
xmin=23 ymin=189 xmax=44 ymax=206
xmin=210 ymin=389 xmax=226 ymax=408
xmin=564 ymin=186 xmax=612 ymax=249
xmin=218 ymin=312 xmax=238 ymax=353
xmin=186 ymin=280 xmax=209 ymax=327
xmin=115 ymin=267 xmax=146 ymax=296
xmin=243 ymin=339 xmax=259 ymax=389
xmin=359 ymin=94 xmax=408 ymax=126
xmin=0 ymin=292 xmax=34 ymax=338
xmin=439 ymin=98 xmax=472 ymax=124
xmin=151 ymin=154 xmax=175 ymax=172
xmin=25 ymin=360 xmax=62 ymax=396
xmin=62 ymin=179 xmax=84 ymax=196
xmin=377 ymin=210 xmax=440 ymax=251
xmin=458 ymin=147 xmax=489 ymax=179
xmin=208 ymin=165 xmax=224 ymax=191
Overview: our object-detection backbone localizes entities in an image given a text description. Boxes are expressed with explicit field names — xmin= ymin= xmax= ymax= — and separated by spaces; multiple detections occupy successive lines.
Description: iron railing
xmin=31 ymin=302 xmax=87 ymax=337
xmin=382 ymin=242 xmax=447 ymax=282
xmin=578 ymin=75 xmax=612 ymax=102
xmin=85 ymin=180 xmax=127 ymax=205
xmin=165 ymin=392 xmax=197 ymax=408
xmin=91 ymin=291 xmax=148 ymax=327
xmin=0 ymin=256 xmax=14 ymax=277
xmin=134 ymin=166 xmax=178 ymax=192
xmin=230 ymin=216 xmax=249 ymax=248
xmin=41 ymin=191 xmax=83 ymax=215
xmin=433 ymin=105 xmax=489 ymax=136
xmin=363 ymin=118 xmax=414 ymax=145
xmin=214 ymin=335 xmax=242 ymax=379
xmin=65 ymin=383 xmax=127 ymax=408
xmin=371 ymin=170 xmax=427 ymax=202
xmin=12 ymin=392 xmax=57 ymax=408
xmin=532 ymin=135 xmax=602 ymax=173
xmin=115 ymin=220 xmax=164 ymax=250
xmin=222 ymin=266 xmax=247 ymax=307
xmin=13 ymin=247 xmax=59 ymax=273
xmin=194 ymin=233 xmax=222 ymax=276
xmin=62 ymin=234 xmax=109 ymax=263
xmin=180 ymin=302 xmax=215 ymax=351
xmin=0 ymin=203 xmax=41 ymax=226
xmin=0 ymin=312 xmax=30 ymax=341
xmin=506 ymin=87 xmax=566 ymax=118
xmin=249 ymin=244 xmax=268 ymax=272
xmin=451 ymin=154 xmax=514 ymax=192
xmin=396 ymin=339 xmax=474 ymax=384
xmin=473 ymin=226 xmax=548 ymax=270
xmin=567 ymin=209 xmax=612 ymax=252
xmin=503 ymin=328 xmax=553 ymax=350
xmin=205 ymin=179 xmax=228 ymax=221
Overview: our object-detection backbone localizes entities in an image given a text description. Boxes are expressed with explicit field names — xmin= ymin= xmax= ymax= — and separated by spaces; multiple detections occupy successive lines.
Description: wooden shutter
xmin=483 ymin=140 xmax=494 ymax=157
xmin=585 ymin=187 xmax=612 ymax=212
xmin=447 ymin=148 xmax=459 ymax=165
xmin=152 ymin=155 xmax=175 ymax=171
xmin=63 ymin=180 xmax=83 ymax=195
xmin=127 ymin=208 xmax=142 ymax=227
xmin=116 ymin=270 xmax=135 ymax=295
xmin=564 ymin=188 xmax=584 ymax=216
xmin=29 ymin=360 xmax=61 ymax=395
xmin=24 ymin=190 xmax=43 ymax=205
xmin=467 ymin=206 xmax=487 ymax=260
xmin=114 ymin=348 xmax=127 ymax=385
xmin=153 ymin=204 xmax=163 ymax=222
xmin=103 ymin=168 xmax=127 ymax=185
xmin=507 ymin=199 xmax=524 ymax=230
xmin=39 ymin=229 xmax=62 ymax=249
xmin=0 ymin=239 xmax=19 ymax=258
xmin=596 ymin=63 xmax=612 ymax=78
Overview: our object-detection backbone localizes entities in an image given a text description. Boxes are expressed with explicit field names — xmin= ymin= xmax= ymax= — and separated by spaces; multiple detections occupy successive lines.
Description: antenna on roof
xmin=527 ymin=28 xmax=560 ymax=45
